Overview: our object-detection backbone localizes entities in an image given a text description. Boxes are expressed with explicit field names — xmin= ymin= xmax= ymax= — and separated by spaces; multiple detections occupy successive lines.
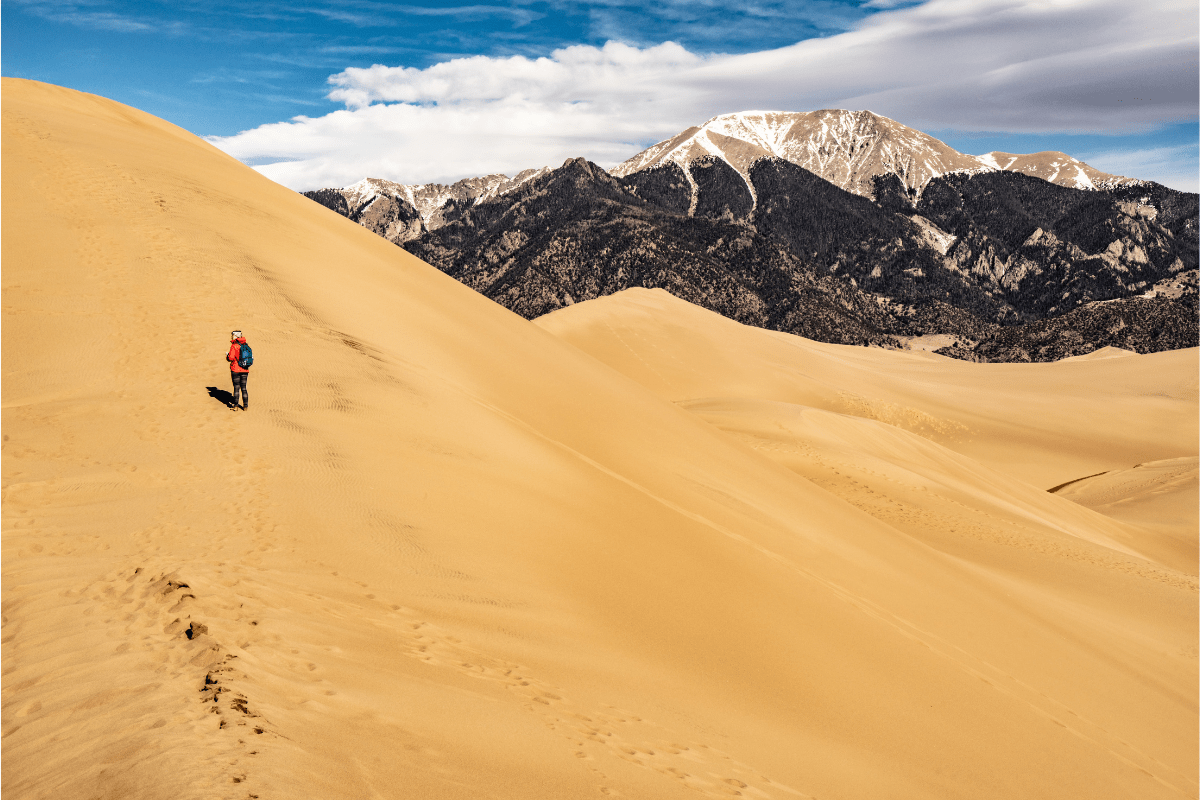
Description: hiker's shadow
xmin=206 ymin=386 xmax=235 ymax=408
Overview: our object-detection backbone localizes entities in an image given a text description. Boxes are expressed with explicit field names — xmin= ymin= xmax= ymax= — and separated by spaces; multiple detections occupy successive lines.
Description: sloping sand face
xmin=1052 ymin=457 xmax=1199 ymax=573
xmin=3 ymin=79 xmax=1197 ymax=800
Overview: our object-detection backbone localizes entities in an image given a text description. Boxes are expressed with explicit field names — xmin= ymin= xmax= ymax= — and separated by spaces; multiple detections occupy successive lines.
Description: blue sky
xmin=4 ymin=0 xmax=1197 ymax=191
xmin=2 ymin=0 xmax=881 ymax=135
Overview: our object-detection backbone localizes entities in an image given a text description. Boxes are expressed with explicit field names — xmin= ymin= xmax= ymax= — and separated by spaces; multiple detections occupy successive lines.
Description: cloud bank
xmin=208 ymin=0 xmax=1199 ymax=191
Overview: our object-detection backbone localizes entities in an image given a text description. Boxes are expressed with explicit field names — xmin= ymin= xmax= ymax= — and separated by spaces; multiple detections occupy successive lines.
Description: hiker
xmin=226 ymin=330 xmax=252 ymax=410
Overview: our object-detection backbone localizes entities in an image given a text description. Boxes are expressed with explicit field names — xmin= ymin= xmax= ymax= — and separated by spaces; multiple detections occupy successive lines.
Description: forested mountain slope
xmin=305 ymin=151 xmax=1197 ymax=362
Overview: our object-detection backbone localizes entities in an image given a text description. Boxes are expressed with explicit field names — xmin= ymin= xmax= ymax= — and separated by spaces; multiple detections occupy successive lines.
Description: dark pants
xmin=231 ymin=371 xmax=248 ymax=408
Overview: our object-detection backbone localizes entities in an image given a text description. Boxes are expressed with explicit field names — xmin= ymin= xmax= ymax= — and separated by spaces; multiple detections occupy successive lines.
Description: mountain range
xmin=303 ymin=110 xmax=1197 ymax=362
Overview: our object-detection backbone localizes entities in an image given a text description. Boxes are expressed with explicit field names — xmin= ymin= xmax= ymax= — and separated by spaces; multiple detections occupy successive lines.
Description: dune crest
xmin=4 ymin=80 xmax=1197 ymax=799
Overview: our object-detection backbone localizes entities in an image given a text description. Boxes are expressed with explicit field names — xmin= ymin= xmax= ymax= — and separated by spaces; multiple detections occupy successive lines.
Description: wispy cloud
xmin=8 ymin=0 xmax=161 ymax=32
xmin=7 ymin=0 xmax=310 ymax=39
xmin=245 ymin=50 xmax=352 ymax=69
xmin=319 ymin=44 xmax=421 ymax=54
xmin=191 ymin=74 xmax=258 ymax=85
xmin=208 ymin=0 xmax=1199 ymax=191
xmin=54 ymin=10 xmax=157 ymax=31
xmin=572 ymin=0 xmax=869 ymax=50
xmin=1080 ymin=143 xmax=1200 ymax=192
xmin=862 ymin=0 xmax=923 ymax=8
xmin=399 ymin=4 xmax=541 ymax=25
xmin=190 ymin=67 xmax=291 ymax=86
xmin=252 ymin=93 xmax=330 ymax=107
xmin=302 ymin=2 xmax=540 ymax=28
xmin=305 ymin=7 xmax=390 ymax=27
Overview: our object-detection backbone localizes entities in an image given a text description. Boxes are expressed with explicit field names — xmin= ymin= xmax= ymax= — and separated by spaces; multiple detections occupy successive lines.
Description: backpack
xmin=237 ymin=342 xmax=254 ymax=369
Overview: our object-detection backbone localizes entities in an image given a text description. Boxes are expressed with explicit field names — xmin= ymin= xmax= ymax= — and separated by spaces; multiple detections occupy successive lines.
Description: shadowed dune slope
xmin=3 ymin=80 xmax=1197 ymax=800
xmin=1054 ymin=457 xmax=1199 ymax=573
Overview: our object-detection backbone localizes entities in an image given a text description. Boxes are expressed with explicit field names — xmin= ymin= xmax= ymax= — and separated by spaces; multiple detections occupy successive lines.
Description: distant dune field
xmin=3 ymin=79 xmax=1197 ymax=800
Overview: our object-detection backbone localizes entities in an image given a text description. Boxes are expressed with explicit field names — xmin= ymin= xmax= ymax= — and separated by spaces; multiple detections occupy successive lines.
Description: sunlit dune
xmin=535 ymin=288 xmax=1198 ymax=489
xmin=3 ymin=79 xmax=1197 ymax=800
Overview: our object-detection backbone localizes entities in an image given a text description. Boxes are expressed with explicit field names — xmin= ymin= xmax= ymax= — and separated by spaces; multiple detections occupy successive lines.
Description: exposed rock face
xmin=388 ymin=168 xmax=551 ymax=228
xmin=357 ymin=193 xmax=424 ymax=242
xmin=303 ymin=169 xmax=551 ymax=244
xmin=1103 ymin=180 xmax=1199 ymax=246
xmin=611 ymin=110 xmax=1135 ymax=206
xmin=916 ymin=172 xmax=1196 ymax=319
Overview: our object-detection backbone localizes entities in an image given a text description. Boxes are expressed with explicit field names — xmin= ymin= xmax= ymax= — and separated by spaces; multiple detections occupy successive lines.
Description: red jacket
xmin=227 ymin=337 xmax=249 ymax=373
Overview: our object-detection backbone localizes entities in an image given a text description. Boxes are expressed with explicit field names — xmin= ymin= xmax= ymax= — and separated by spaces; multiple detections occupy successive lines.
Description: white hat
xmin=231 ymin=330 xmax=242 ymax=338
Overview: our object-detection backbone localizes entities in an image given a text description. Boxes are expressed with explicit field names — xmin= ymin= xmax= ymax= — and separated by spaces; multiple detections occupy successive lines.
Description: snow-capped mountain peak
xmin=612 ymin=110 xmax=1132 ymax=202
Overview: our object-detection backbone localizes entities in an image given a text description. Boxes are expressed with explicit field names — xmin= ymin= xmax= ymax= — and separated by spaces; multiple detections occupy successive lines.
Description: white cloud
xmin=208 ymin=0 xmax=1199 ymax=190
xmin=325 ymin=40 xmax=701 ymax=109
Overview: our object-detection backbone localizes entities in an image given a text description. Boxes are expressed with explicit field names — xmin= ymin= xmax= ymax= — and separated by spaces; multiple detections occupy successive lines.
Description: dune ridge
xmin=3 ymin=79 xmax=1197 ymax=799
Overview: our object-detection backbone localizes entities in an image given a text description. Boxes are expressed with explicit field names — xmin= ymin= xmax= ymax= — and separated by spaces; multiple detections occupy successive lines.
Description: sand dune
xmin=1052 ymin=457 xmax=1199 ymax=573
xmin=535 ymin=289 xmax=1199 ymax=573
xmin=535 ymin=288 xmax=1197 ymax=489
xmin=3 ymin=79 xmax=1197 ymax=800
